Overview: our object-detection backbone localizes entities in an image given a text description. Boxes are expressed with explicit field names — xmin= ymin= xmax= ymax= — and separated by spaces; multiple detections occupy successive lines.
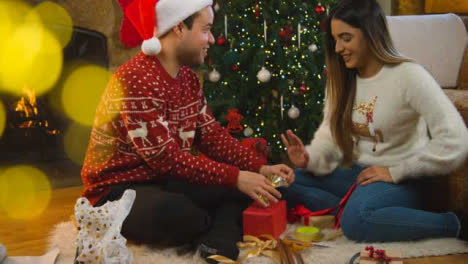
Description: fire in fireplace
xmin=0 ymin=25 xmax=109 ymax=181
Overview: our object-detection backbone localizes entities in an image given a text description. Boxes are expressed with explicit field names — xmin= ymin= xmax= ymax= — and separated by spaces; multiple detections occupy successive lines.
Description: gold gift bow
xmin=208 ymin=234 xmax=281 ymax=264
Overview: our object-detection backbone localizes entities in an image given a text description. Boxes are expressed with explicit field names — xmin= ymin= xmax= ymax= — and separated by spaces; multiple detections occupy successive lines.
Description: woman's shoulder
xmin=387 ymin=61 xmax=433 ymax=81
xmin=388 ymin=61 xmax=426 ymax=73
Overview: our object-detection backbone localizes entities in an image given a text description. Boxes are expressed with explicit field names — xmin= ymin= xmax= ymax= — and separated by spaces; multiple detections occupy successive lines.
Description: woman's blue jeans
xmin=281 ymin=164 xmax=460 ymax=242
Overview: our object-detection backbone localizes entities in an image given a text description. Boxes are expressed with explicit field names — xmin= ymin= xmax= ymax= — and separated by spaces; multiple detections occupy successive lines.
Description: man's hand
xmin=356 ymin=166 xmax=394 ymax=185
xmin=259 ymin=164 xmax=295 ymax=186
xmin=281 ymin=130 xmax=309 ymax=168
xmin=237 ymin=171 xmax=282 ymax=207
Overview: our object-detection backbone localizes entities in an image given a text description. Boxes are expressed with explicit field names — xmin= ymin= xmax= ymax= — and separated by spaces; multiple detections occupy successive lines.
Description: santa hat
xmin=118 ymin=0 xmax=213 ymax=56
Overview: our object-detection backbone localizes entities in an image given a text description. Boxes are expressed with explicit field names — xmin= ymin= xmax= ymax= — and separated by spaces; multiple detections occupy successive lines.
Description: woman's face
xmin=330 ymin=18 xmax=370 ymax=70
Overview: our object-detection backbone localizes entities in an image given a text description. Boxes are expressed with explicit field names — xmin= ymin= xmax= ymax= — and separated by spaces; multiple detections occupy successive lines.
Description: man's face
xmin=177 ymin=6 xmax=215 ymax=66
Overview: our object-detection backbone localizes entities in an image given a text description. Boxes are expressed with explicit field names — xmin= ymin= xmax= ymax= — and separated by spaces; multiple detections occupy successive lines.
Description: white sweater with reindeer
xmin=305 ymin=62 xmax=468 ymax=183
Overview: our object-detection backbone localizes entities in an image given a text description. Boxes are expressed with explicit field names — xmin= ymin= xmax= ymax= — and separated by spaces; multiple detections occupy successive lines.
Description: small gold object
xmin=268 ymin=174 xmax=288 ymax=188
xmin=258 ymin=174 xmax=288 ymax=205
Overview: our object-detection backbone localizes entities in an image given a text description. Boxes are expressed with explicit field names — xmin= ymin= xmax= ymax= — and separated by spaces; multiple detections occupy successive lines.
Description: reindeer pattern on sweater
xmin=81 ymin=53 xmax=265 ymax=205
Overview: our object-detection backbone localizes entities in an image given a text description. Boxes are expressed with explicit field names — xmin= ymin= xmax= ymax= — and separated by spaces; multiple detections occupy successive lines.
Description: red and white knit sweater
xmin=81 ymin=53 xmax=265 ymax=205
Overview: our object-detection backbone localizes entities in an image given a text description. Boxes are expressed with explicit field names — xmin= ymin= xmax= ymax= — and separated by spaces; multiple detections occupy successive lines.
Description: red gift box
xmin=242 ymin=200 xmax=287 ymax=239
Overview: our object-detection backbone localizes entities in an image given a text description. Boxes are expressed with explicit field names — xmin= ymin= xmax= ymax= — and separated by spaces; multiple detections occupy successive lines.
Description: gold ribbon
xmin=282 ymin=237 xmax=314 ymax=252
xmin=208 ymin=234 xmax=281 ymax=264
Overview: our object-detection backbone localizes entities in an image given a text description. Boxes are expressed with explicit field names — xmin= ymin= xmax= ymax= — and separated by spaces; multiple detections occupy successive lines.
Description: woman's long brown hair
xmin=324 ymin=0 xmax=411 ymax=165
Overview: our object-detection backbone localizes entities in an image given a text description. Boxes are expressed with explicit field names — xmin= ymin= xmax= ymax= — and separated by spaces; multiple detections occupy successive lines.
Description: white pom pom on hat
xmin=119 ymin=0 xmax=213 ymax=56
xmin=141 ymin=37 xmax=161 ymax=56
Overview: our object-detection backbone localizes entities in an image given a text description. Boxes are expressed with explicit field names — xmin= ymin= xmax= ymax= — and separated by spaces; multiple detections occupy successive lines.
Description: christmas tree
xmin=203 ymin=0 xmax=337 ymax=163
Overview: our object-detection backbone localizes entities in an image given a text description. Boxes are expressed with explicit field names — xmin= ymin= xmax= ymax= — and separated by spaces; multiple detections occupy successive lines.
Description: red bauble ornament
xmin=279 ymin=25 xmax=293 ymax=43
xmin=279 ymin=28 xmax=287 ymax=38
xmin=216 ymin=36 xmax=227 ymax=46
xmin=279 ymin=28 xmax=292 ymax=39
xmin=300 ymin=83 xmax=307 ymax=95
xmin=232 ymin=65 xmax=239 ymax=71
xmin=315 ymin=5 xmax=325 ymax=15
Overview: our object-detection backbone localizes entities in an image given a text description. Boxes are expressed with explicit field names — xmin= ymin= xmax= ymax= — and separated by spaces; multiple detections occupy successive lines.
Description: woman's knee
xmin=340 ymin=201 xmax=369 ymax=242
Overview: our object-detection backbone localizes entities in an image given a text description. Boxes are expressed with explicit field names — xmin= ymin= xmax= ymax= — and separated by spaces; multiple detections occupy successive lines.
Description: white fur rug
xmin=48 ymin=221 xmax=468 ymax=264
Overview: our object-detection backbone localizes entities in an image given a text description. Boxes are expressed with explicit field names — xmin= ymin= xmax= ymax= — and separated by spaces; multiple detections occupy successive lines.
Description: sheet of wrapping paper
xmin=74 ymin=189 xmax=136 ymax=264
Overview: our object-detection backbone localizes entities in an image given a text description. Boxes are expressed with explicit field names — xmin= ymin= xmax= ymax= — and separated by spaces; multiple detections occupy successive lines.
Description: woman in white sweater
xmin=281 ymin=0 xmax=468 ymax=242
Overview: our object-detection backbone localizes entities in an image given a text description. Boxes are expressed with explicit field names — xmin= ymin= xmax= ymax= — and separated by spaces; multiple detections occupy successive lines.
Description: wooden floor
xmin=0 ymin=186 xmax=467 ymax=263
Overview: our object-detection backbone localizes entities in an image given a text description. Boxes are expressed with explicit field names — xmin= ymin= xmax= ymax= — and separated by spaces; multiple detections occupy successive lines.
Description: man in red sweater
xmin=81 ymin=0 xmax=294 ymax=262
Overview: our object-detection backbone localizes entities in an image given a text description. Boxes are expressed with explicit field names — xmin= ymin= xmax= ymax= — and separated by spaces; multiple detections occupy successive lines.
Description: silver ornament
xmin=243 ymin=127 xmax=254 ymax=137
xmin=288 ymin=105 xmax=300 ymax=119
xmin=256 ymin=66 xmax=271 ymax=83
xmin=308 ymin=44 xmax=318 ymax=52
xmin=208 ymin=69 xmax=221 ymax=82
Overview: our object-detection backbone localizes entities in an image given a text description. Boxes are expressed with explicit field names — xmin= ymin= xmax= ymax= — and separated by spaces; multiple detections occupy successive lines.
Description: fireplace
xmin=0 ymin=26 xmax=109 ymax=187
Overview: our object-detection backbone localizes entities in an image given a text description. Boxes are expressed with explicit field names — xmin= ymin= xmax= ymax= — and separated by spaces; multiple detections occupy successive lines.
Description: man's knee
xmin=123 ymin=192 xmax=211 ymax=245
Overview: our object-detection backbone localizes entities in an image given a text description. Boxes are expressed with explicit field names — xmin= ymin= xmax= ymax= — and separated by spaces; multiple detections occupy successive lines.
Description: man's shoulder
xmin=114 ymin=52 xmax=152 ymax=78
xmin=179 ymin=66 xmax=200 ymax=86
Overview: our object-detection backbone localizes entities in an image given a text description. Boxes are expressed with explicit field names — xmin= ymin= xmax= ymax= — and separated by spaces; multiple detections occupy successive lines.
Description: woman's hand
xmin=281 ymin=130 xmax=309 ymax=168
xmin=356 ymin=166 xmax=394 ymax=185
xmin=259 ymin=164 xmax=295 ymax=185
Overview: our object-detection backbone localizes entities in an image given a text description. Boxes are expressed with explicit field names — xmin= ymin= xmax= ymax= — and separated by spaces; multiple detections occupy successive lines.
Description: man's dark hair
xmin=183 ymin=12 xmax=201 ymax=29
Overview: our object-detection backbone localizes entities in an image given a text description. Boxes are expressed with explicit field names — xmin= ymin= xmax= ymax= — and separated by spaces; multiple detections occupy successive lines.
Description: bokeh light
xmin=0 ymin=100 xmax=5 ymax=138
xmin=33 ymin=1 xmax=73 ymax=48
xmin=0 ymin=0 xmax=31 ymax=51
xmin=0 ymin=166 xmax=51 ymax=220
xmin=0 ymin=1 xmax=63 ymax=96
xmin=62 ymin=65 xmax=112 ymax=126
xmin=64 ymin=122 xmax=91 ymax=165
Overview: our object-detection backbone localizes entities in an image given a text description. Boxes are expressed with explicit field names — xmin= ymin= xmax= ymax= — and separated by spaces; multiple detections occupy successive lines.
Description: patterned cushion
xmin=444 ymin=89 xmax=468 ymax=124
xmin=429 ymin=89 xmax=468 ymax=216
xmin=458 ymin=42 xmax=468 ymax=90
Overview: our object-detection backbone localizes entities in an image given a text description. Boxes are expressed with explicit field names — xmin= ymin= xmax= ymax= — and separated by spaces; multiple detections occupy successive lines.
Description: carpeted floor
xmin=48 ymin=221 xmax=468 ymax=264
